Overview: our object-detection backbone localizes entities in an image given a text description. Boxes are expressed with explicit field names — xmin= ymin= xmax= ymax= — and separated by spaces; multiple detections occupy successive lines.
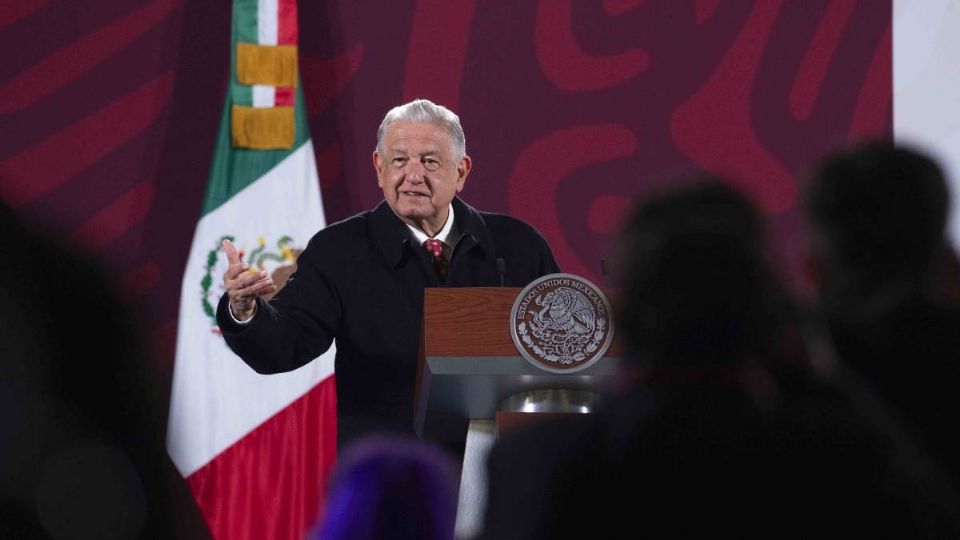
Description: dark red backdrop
xmin=0 ymin=0 xmax=890 ymax=413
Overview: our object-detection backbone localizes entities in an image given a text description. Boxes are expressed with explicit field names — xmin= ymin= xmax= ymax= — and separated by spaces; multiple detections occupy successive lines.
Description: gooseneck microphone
xmin=496 ymin=258 xmax=506 ymax=287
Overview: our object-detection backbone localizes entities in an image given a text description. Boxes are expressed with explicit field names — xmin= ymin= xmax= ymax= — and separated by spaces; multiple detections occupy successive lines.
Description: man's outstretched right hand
xmin=222 ymin=239 xmax=276 ymax=322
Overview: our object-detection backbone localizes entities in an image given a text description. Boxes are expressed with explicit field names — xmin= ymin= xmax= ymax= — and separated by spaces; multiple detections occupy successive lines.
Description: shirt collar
xmin=369 ymin=198 xmax=488 ymax=270
xmin=406 ymin=204 xmax=457 ymax=247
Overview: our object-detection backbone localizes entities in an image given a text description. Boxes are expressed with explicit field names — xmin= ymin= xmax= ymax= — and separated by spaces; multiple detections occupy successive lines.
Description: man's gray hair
xmin=376 ymin=99 xmax=467 ymax=159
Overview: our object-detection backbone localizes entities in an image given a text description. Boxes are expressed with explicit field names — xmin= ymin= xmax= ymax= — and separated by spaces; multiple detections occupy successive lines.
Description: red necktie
xmin=423 ymin=238 xmax=448 ymax=279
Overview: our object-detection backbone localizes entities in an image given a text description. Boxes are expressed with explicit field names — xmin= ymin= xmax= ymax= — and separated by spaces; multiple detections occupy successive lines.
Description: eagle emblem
xmin=510 ymin=273 xmax=614 ymax=373
xmin=201 ymin=235 xmax=302 ymax=330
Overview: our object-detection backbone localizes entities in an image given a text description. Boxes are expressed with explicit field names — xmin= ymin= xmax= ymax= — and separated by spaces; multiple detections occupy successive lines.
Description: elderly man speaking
xmin=217 ymin=99 xmax=559 ymax=447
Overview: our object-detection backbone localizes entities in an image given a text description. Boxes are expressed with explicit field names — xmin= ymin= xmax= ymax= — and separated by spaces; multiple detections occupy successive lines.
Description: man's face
xmin=374 ymin=120 xmax=471 ymax=233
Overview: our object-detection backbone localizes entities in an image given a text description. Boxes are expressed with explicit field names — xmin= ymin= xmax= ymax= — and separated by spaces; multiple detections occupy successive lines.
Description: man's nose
xmin=404 ymin=161 xmax=427 ymax=182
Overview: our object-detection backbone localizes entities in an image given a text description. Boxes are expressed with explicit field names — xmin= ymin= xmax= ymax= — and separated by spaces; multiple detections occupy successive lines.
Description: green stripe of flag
xmin=235 ymin=0 xmax=259 ymax=45
xmin=231 ymin=0 xmax=257 ymax=106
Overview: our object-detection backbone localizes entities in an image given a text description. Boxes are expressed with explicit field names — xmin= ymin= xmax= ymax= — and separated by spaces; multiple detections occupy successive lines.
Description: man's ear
xmin=373 ymin=151 xmax=384 ymax=188
xmin=456 ymin=154 xmax=472 ymax=192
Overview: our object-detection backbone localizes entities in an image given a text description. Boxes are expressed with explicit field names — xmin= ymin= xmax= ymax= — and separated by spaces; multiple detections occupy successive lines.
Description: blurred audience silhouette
xmin=314 ymin=436 xmax=457 ymax=540
xmin=482 ymin=179 xmax=960 ymax=539
xmin=806 ymin=142 xmax=960 ymax=484
xmin=0 ymin=200 xmax=210 ymax=539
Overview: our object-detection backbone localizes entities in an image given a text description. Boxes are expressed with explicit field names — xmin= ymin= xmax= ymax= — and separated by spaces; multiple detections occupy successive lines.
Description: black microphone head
xmin=496 ymin=258 xmax=506 ymax=287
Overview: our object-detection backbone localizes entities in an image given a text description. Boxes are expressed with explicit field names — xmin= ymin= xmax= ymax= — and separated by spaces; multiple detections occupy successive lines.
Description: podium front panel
xmin=415 ymin=287 xmax=622 ymax=442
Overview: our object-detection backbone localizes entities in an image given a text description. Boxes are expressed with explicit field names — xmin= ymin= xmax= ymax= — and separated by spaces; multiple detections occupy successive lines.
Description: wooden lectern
xmin=414 ymin=287 xmax=621 ymax=538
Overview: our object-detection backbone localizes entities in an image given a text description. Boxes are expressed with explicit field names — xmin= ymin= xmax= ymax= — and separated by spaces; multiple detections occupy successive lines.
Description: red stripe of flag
xmin=187 ymin=376 xmax=337 ymax=540
xmin=277 ymin=0 xmax=297 ymax=45
xmin=274 ymin=87 xmax=294 ymax=106
xmin=277 ymin=0 xmax=296 ymax=108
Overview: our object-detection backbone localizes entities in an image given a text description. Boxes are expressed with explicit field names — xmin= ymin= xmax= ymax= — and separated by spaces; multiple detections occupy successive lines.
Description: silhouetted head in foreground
xmin=612 ymin=179 xmax=792 ymax=369
xmin=806 ymin=142 xmax=950 ymax=305
xmin=315 ymin=436 xmax=457 ymax=540
xmin=0 ymin=200 xmax=209 ymax=539
xmin=493 ymin=179 xmax=960 ymax=539
xmin=805 ymin=144 xmax=960 ymax=488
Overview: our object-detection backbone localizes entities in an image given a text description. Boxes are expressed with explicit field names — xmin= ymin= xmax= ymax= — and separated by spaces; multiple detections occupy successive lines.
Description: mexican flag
xmin=166 ymin=0 xmax=337 ymax=538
